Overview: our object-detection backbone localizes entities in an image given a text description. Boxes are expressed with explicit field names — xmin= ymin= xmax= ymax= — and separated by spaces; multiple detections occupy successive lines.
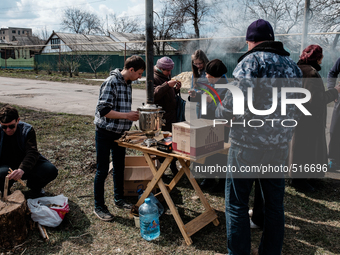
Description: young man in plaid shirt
xmin=93 ymin=55 xmax=145 ymax=221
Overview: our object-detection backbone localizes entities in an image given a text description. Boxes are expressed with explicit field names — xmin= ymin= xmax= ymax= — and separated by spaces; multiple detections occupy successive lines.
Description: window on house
xmin=12 ymin=30 xmax=16 ymax=33
xmin=51 ymin=38 xmax=60 ymax=49
xmin=18 ymin=31 xmax=20 ymax=35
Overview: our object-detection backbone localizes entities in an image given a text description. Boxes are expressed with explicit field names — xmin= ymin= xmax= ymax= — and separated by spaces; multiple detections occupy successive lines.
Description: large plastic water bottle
xmin=137 ymin=189 xmax=164 ymax=216
xmin=139 ymin=198 xmax=160 ymax=241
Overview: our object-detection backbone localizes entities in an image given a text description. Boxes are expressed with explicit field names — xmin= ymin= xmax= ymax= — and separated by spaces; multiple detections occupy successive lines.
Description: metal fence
xmin=1 ymin=52 xmax=338 ymax=79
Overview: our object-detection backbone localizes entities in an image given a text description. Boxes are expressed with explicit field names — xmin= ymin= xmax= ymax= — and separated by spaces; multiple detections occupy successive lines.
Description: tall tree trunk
xmin=194 ymin=0 xmax=200 ymax=38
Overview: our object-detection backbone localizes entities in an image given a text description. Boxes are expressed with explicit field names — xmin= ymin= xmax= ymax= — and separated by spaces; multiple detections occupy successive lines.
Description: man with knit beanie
xmin=216 ymin=19 xmax=303 ymax=255
xmin=154 ymin=57 xmax=181 ymax=177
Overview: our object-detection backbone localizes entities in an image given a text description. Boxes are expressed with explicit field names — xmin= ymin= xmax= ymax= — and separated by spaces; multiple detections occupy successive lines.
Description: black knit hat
xmin=205 ymin=59 xmax=227 ymax=78
xmin=246 ymin=19 xmax=275 ymax=42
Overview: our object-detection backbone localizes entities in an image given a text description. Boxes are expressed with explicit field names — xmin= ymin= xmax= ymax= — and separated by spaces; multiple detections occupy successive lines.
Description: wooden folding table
xmin=116 ymin=135 xmax=230 ymax=245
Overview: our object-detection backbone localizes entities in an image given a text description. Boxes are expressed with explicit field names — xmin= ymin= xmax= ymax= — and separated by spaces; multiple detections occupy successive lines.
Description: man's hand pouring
xmin=126 ymin=111 xmax=139 ymax=121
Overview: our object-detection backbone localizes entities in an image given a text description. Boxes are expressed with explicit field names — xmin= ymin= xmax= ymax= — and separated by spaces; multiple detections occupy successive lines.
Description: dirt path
xmin=0 ymin=77 xmax=191 ymax=117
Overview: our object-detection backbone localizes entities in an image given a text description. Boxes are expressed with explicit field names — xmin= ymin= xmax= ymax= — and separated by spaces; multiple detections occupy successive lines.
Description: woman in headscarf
xmin=153 ymin=57 xmax=181 ymax=177
xmin=290 ymin=45 xmax=340 ymax=192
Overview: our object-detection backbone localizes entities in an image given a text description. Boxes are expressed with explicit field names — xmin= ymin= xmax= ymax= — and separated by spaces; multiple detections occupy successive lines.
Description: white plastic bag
xmin=27 ymin=194 xmax=69 ymax=227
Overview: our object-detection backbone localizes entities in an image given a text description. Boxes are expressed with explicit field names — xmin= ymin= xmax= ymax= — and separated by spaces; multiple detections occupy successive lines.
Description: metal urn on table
xmin=137 ymin=103 xmax=164 ymax=147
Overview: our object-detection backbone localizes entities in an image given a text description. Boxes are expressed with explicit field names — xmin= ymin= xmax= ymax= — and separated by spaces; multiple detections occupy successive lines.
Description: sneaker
xmin=328 ymin=160 xmax=338 ymax=172
xmin=250 ymin=219 xmax=260 ymax=229
xmin=26 ymin=188 xmax=46 ymax=199
xmin=115 ymin=200 xmax=133 ymax=210
xmin=94 ymin=206 xmax=114 ymax=221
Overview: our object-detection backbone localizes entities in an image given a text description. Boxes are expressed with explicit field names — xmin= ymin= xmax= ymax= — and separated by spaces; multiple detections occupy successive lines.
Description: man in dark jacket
xmin=216 ymin=19 xmax=303 ymax=255
xmin=0 ymin=104 xmax=58 ymax=198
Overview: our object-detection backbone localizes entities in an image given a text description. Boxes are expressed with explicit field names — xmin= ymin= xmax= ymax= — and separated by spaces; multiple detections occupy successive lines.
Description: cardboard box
xmin=124 ymin=180 xmax=153 ymax=197
xmin=172 ymin=119 xmax=224 ymax=159
xmin=110 ymin=155 xmax=156 ymax=196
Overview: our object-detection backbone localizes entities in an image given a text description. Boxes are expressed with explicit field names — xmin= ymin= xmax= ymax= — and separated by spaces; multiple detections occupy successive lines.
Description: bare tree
xmin=37 ymin=26 xmax=50 ymax=41
xmin=213 ymin=0 xmax=304 ymax=52
xmin=109 ymin=14 xmax=141 ymax=33
xmin=164 ymin=0 xmax=214 ymax=38
xmin=61 ymin=8 xmax=101 ymax=34
xmin=153 ymin=3 xmax=185 ymax=55
xmin=244 ymin=0 xmax=304 ymax=34
xmin=83 ymin=55 xmax=110 ymax=78
xmin=58 ymin=53 xmax=82 ymax=77
xmin=312 ymin=0 xmax=340 ymax=51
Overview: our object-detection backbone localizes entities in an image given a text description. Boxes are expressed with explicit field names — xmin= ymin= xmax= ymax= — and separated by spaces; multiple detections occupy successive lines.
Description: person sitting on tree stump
xmin=0 ymin=104 xmax=58 ymax=198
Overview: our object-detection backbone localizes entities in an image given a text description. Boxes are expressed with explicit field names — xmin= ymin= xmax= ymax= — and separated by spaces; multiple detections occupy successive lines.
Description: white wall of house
xmin=41 ymin=35 xmax=71 ymax=54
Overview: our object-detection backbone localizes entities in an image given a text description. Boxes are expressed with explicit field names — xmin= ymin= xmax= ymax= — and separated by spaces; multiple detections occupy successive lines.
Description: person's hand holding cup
xmin=189 ymin=89 xmax=197 ymax=98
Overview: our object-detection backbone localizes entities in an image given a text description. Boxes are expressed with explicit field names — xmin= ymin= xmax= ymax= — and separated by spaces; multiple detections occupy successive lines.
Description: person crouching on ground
xmin=0 ymin=104 xmax=58 ymax=198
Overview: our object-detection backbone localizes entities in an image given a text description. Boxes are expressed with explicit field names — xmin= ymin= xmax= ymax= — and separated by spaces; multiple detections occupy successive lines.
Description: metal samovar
xmin=137 ymin=103 xmax=164 ymax=147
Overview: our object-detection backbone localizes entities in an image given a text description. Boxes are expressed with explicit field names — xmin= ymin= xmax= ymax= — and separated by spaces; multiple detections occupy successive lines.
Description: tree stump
xmin=0 ymin=190 xmax=28 ymax=249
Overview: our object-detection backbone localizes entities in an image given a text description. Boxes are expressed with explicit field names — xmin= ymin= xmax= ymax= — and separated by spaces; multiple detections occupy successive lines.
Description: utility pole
xmin=301 ymin=0 xmax=310 ymax=54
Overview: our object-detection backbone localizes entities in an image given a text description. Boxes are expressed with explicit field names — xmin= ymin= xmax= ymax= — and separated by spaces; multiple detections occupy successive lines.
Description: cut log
xmin=0 ymin=190 xmax=28 ymax=249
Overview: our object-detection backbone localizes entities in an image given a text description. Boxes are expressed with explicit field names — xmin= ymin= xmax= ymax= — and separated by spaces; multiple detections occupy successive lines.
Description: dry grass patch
xmin=0 ymin=103 xmax=339 ymax=255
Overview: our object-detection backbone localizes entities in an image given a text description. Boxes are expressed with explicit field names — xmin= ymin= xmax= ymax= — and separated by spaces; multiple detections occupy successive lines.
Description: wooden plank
xmin=8 ymin=168 xmax=26 ymax=187
xmin=3 ymin=176 xmax=9 ymax=202
xmin=184 ymin=209 xmax=218 ymax=237
xmin=167 ymin=167 xmax=185 ymax=191
xmin=117 ymin=139 xmax=191 ymax=160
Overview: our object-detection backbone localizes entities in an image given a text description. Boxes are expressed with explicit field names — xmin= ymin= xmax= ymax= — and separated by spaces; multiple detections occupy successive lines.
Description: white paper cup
xmin=134 ymin=215 xmax=140 ymax=228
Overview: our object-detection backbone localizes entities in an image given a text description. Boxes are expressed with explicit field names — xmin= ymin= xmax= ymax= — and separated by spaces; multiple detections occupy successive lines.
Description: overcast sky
xmin=0 ymin=0 xmax=162 ymax=35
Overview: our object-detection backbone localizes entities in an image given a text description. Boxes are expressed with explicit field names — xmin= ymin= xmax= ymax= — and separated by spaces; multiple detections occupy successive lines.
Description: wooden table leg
xmin=144 ymin=153 xmax=193 ymax=245
xmin=178 ymin=158 xmax=220 ymax=227
xmin=135 ymin=155 xmax=173 ymax=207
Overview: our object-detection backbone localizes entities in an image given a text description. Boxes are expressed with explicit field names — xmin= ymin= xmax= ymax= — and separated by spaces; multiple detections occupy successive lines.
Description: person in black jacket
xmin=153 ymin=57 xmax=181 ymax=178
xmin=0 ymin=104 xmax=58 ymax=198
xmin=289 ymin=45 xmax=340 ymax=192
xmin=189 ymin=59 xmax=229 ymax=192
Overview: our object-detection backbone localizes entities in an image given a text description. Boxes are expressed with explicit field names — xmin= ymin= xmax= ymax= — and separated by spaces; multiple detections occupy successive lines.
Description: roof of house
xmin=51 ymin=32 xmax=124 ymax=52
xmin=12 ymin=35 xmax=44 ymax=46
xmin=109 ymin=31 xmax=177 ymax=52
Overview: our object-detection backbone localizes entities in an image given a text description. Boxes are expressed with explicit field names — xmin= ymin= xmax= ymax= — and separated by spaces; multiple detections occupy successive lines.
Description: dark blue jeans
xmin=225 ymin=143 xmax=287 ymax=255
xmin=0 ymin=158 xmax=58 ymax=196
xmin=94 ymin=129 xmax=126 ymax=208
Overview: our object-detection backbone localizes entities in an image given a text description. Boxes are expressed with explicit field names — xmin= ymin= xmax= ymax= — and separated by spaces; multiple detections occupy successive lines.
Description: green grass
xmin=0 ymin=105 xmax=339 ymax=254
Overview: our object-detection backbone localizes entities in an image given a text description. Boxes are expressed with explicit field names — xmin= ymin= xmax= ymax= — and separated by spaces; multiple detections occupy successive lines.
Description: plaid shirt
xmin=94 ymin=69 xmax=133 ymax=134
